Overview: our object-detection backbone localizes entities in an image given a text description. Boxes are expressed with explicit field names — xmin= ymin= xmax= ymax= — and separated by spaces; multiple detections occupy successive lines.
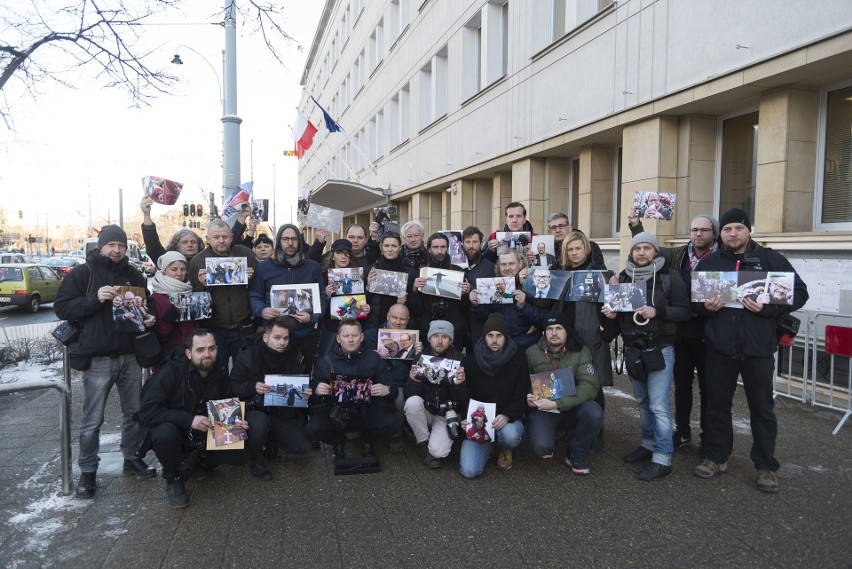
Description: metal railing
xmin=0 ymin=346 xmax=73 ymax=495
xmin=810 ymin=312 xmax=852 ymax=435
xmin=773 ymin=311 xmax=810 ymax=404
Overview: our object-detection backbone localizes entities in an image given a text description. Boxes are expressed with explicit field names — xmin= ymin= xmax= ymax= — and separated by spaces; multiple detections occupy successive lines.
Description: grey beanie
xmin=691 ymin=214 xmax=720 ymax=237
xmin=631 ymin=231 xmax=659 ymax=252
xmin=428 ymin=320 xmax=454 ymax=342
xmin=157 ymin=251 xmax=188 ymax=272
xmin=97 ymin=224 xmax=127 ymax=248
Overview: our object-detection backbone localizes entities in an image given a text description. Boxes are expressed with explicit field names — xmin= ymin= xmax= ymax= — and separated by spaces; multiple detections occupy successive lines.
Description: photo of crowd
xmin=601 ymin=283 xmax=646 ymax=312
xmin=112 ymin=286 xmax=148 ymax=333
xmin=367 ymin=269 xmax=408 ymax=297
xmin=167 ymin=292 xmax=212 ymax=321
xmin=331 ymin=375 xmax=373 ymax=405
xmin=270 ymin=284 xmax=320 ymax=314
xmin=414 ymin=354 xmax=461 ymax=385
xmin=329 ymin=267 xmax=364 ymax=295
xmin=205 ymin=257 xmax=248 ymax=286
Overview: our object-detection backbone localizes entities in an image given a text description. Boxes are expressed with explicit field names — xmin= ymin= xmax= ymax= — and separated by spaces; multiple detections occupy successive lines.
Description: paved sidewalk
xmin=1 ymin=366 xmax=850 ymax=569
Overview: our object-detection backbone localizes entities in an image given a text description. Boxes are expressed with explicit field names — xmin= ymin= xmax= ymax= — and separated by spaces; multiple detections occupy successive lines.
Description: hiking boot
xmin=332 ymin=443 xmax=346 ymax=459
xmin=75 ymin=472 xmax=96 ymax=499
xmin=673 ymin=430 xmax=692 ymax=449
xmin=693 ymin=459 xmax=727 ymax=479
xmin=388 ymin=435 xmax=404 ymax=454
xmin=123 ymin=458 xmax=156 ymax=478
xmin=565 ymin=455 xmax=590 ymax=475
xmin=496 ymin=450 xmax=513 ymax=471
xmin=250 ymin=461 xmax=273 ymax=481
xmin=636 ymin=462 xmax=672 ymax=481
xmin=423 ymin=451 xmax=442 ymax=469
xmin=623 ymin=446 xmax=653 ymax=464
xmin=166 ymin=476 xmax=189 ymax=509
xmin=756 ymin=470 xmax=779 ymax=494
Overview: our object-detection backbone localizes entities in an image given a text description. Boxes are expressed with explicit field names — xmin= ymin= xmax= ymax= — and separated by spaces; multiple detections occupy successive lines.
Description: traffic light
xmin=18 ymin=210 xmax=22 ymax=219
xmin=183 ymin=204 xmax=189 ymax=217
xmin=196 ymin=204 xmax=203 ymax=217
xmin=189 ymin=204 xmax=196 ymax=216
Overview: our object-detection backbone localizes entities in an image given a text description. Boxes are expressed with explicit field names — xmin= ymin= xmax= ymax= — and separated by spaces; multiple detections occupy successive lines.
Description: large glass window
xmin=820 ymin=85 xmax=852 ymax=225
xmin=718 ymin=111 xmax=759 ymax=223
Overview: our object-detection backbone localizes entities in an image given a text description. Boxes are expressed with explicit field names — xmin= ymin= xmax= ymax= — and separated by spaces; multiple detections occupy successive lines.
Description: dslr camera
xmin=429 ymin=394 xmax=463 ymax=440
xmin=629 ymin=328 xmax=653 ymax=351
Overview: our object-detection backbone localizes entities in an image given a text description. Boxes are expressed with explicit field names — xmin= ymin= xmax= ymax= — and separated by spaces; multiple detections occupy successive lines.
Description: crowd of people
xmin=53 ymin=199 xmax=807 ymax=508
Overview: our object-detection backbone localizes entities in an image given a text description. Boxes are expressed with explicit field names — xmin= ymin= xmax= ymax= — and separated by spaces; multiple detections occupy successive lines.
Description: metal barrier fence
xmin=773 ymin=311 xmax=810 ymax=404
xmin=0 ymin=346 xmax=73 ymax=495
xmin=810 ymin=312 xmax=852 ymax=435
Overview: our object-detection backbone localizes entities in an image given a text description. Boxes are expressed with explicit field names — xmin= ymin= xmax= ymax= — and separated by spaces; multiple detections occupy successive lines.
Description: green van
xmin=0 ymin=263 xmax=62 ymax=312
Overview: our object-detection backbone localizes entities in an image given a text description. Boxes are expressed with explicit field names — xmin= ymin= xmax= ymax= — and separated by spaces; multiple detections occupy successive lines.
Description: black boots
xmin=123 ymin=458 xmax=156 ymax=478
xmin=75 ymin=472 xmax=96 ymax=498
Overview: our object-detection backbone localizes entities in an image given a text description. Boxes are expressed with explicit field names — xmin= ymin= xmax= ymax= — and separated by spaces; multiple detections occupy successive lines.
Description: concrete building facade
xmin=297 ymin=0 xmax=852 ymax=312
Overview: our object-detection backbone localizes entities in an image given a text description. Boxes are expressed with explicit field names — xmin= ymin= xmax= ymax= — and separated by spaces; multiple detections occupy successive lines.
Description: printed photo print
xmin=330 ymin=294 xmax=369 ymax=320
xmin=531 ymin=235 xmax=556 ymax=267
xmin=415 ymin=354 xmax=462 ymax=385
xmin=168 ymin=291 xmax=212 ymax=321
xmin=632 ymin=191 xmax=676 ymax=221
xmin=263 ymin=375 xmax=310 ymax=408
xmin=377 ymin=329 xmax=420 ymax=360
xmin=270 ymin=283 xmax=321 ymax=315
xmin=691 ymin=272 xmax=739 ymax=304
xmin=442 ymin=230 xmax=468 ymax=269
xmin=495 ymin=231 xmax=532 ymax=256
xmin=522 ymin=268 xmax=571 ymax=300
xmin=373 ymin=206 xmax=399 ymax=239
xmin=600 ymin=283 xmax=647 ymax=312
xmin=205 ymin=257 xmax=248 ymax=286
xmin=530 ymin=368 xmax=577 ymax=402
xmin=476 ymin=277 xmax=516 ymax=304
xmin=465 ymin=399 xmax=496 ymax=443
xmin=367 ymin=268 xmax=409 ymax=297
xmin=306 ymin=203 xmax=344 ymax=232
xmin=112 ymin=285 xmax=148 ymax=333
xmin=331 ymin=375 xmax=373 ymax=405
xmin=568 ymin=271 xmax=610 ymax=303
xmin=206 ymin=398 xmax=247 ymax=449
xmin=736 ymin=271 xmax=796 ymax=307
xmin=419 ymin=267 xmax=465 ymax=300
xmin=329 ymin=267 xmax=365 ymax=296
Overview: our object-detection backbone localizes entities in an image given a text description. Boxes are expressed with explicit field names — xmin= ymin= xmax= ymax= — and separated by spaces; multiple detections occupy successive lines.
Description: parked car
xmin=0 ymin=263 xmax=62 ymax=312
xmin=141 ymin=254 xmax=155 ymax=276
xmin=42 ymin=257 xmax=83 ymax=278
xmin=0 ymin=253 xmax=35 ymax=264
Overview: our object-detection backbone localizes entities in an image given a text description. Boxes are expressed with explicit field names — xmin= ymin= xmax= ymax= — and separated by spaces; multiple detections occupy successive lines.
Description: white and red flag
xmin=293 ymin=110 xmax=317 ymax=159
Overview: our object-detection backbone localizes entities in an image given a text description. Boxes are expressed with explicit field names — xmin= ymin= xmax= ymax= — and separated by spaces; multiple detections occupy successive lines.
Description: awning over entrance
xmin=309 ymin=180 xmax=390 ymax=217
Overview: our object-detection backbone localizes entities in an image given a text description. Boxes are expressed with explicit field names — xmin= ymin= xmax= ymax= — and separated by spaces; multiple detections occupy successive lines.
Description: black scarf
xmin=473 ymin=337 xmax=518 ymax=376
xmin=259 ymin=341 xmax=296 ymax=372
xmin=377 ymin=253 xmax=404 ymax=271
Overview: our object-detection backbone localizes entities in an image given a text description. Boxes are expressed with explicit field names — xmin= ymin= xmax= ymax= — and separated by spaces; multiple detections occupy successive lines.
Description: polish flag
xmin=293 ymin=111 xmax=318 ymax=159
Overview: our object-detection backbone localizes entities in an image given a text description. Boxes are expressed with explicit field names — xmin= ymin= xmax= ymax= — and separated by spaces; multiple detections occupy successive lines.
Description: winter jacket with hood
xmin=526 ymin=333 xmax=599 ymax=412
xmin=54 ymin=249 xmax=148 ymax=358
xmin=248 ymin=224 xmax=329 ymax=340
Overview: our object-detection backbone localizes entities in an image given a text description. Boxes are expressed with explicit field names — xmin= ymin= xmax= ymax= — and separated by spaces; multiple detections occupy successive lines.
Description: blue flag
xmin=311 ymin=96 xmax=343 ymax=133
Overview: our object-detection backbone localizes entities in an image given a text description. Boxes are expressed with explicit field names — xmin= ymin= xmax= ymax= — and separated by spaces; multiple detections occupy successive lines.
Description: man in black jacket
xmin=460 ymin=226 xmax=495 ymax=352
xmin=230 ymin=316 xmax=313 ymax=480
xmin=692 ymin=209 xmax=808 ymax=494
xmin=307 ymin=319 xmax=399 ymax=459
xmin=54 ymin=225 xmax=157 ymax=498
xmin=139 ymin=329 xmax=251 ymax=508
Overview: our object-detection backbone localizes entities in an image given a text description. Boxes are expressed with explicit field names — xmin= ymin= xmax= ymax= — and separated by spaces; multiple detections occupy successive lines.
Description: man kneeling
xmin=139 ymin=329 xmax=251 ymax=508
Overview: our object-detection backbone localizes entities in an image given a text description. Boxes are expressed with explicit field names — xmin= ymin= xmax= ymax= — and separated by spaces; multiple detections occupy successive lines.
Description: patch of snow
xmin=8 ymin=493 xmax=84 ymax=526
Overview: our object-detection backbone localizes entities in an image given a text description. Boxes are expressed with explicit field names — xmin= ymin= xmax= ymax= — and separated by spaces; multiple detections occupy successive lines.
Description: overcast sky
xmin=0 ymin=1 xmax=323 ymax=231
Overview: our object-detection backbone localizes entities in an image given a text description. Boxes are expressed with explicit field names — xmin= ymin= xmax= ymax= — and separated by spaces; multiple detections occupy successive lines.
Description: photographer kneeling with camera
xmin=404 ymin=321 xmax=467 ymax=469
xmin=602 ymin=233 xmax=689 ymax=481
xmin=307 ymin=319 xmax=400 ymax=459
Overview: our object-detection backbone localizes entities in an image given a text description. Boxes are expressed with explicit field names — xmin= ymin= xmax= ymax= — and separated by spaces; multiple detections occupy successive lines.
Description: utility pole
xmin=118 ymin=187 xmax=124 ymax=230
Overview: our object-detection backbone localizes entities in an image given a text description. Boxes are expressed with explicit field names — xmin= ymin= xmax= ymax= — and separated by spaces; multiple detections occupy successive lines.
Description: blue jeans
xmin=459 ymin=420 xmax=524 ymax=479
xmin=629 ymin=345 xmax=674 ymax=466
xmin=79 ymin=354 xmax=143 ymax=472
xmin=527 ymin=401 xmax=604 ymax=459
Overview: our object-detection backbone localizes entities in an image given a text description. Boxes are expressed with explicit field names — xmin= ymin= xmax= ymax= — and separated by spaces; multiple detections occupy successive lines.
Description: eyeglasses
xmin=690 ymin=228 xmax=713 ymax=234
xmin=280 ymin=236 xmax=299 ymax=243
xmin=548 ymin=223 xmax=569 ymax=231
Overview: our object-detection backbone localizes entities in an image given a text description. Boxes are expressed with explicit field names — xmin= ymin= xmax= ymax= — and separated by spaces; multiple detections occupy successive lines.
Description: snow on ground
xmin=0 ymin=360 xmax=63 ymax=384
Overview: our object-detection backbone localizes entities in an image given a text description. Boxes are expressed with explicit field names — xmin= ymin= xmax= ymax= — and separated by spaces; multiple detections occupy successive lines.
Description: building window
xmin=463 ymin=1 xmax=508 ymax=100
xmin=419 ymin=61 xmax=432 ymax=130
xmin=389 ymin=0 xmax=410 ymax=45
xmin=462 ymin=13 xmax=482 ymax=100
xmin=420 ymin=46 xmax=448 ymax=129
xmin=817 ymin=83 xmax=852 ymax=227
xmin=369 ymin=19 xmax=385 ymax=75
xmin=717 ymin=110 xmax=759 ymax=224
xmin=534 ymin=0 xmax=614 ymax=53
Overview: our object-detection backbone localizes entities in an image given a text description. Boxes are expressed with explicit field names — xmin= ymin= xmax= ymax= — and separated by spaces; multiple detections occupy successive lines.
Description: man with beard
xmin=138 ymin=330 xmax=251 ymax=508
xmin=308 ymin=224 xmax=379 ymax=268
xmin=629 ymin=212 xmax=720 ymax=452
xmin=189 ymin=220 xmax=258 ymax=366
xmin=411 ymin=233 xmax=470 ymax=351
xmin=230 ymin=316 xmax=313 ymax=480
xmin=691 ymin=209 xmax=807 ymax=493
xmin=459 ymin=313 xmax=527 ymax=477
xmin=404 ymin=321 xmax=467 ymax=468
xmin=460 ymin=226 xmax=496 ymax=351
xmin=249 ymin=224 xmax=328 ymax=372
xmin=526 ymin=311 xmax=603 ymax=475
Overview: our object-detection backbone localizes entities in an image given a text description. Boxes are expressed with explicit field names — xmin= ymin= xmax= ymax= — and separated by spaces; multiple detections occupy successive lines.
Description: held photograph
xmin=142 ymin=175 xmax=183 ymax=205
xmin=568 ymin=271 xmax=610 ymax=302
xmin=530 ymin=368 xmax=577 ymax=402
xmin=306 ymin=203 xmax=344 ymax=232
xmin=205 ymin=257 xmax=248 ymax=286
xmin=377 ymin=329 xmax=419 ymax=359
xmin=415 ymin=354 xmax=462 ymax=385
xmin=737 ymin=271 xmax=797 ymax=306
xmin=476 ymin=277 xmax=515 ymax=304
xmin=329 ymin=267 xmax=365 ymax=296
xmin=329 ymin=295 xmax=369 ymax=320
xmin=691 ymin=272 xmax=739 ymax=305
xmin=522 ymin=268 xmax=571 ymax=300
xmin=367 ymin=268 xmax=409 ymax=297
xmin=530 ymin=235 xmax=556 ymax=267
xmin=112 ymin=286 xmax=149 ymax=333
xmin=632 ymin=191 xmax=676 ymax=221
xmin=442 ymin=230 xmax=468 ymax=269
xmin=419 ymin=267 xmax=465 ymax=300
xmin=270 ymin=283 xmax=321 ymax=315
xmin=373 ymin=206 xmax=399 ymax=238
xmin=465 ymin=400 xmax=496 ymax=443
xmin=495 ymin=231 xmax=531 ymax=256
xmin=206 ymin=398 xmax=247 ymax=449
xmin=600 ymin=283 xmax=647 ymax=312
xmin=331 ymin=375 xmax=373 ymax=405
xmin=263 ymin=375 xmax=310 ymax=408
xmin=168 ymin=291 xmax=212 ymax=321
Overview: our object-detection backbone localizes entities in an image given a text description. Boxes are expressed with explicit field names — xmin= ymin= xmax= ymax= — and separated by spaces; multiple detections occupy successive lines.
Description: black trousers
xmin=246 ymin=409 xmax=312 ymax=461
xmin=306 ymin=400 xmax=399 ymax=446
xmin=673 ymin=336 xmax=708 ymax=438
xmin=703 ymin=349 xmax=779 ymax=471
xmin=149 ymin=422 xmax=249 ymax=479
xmin=291 ymin=331 xmax=319 ymax=375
